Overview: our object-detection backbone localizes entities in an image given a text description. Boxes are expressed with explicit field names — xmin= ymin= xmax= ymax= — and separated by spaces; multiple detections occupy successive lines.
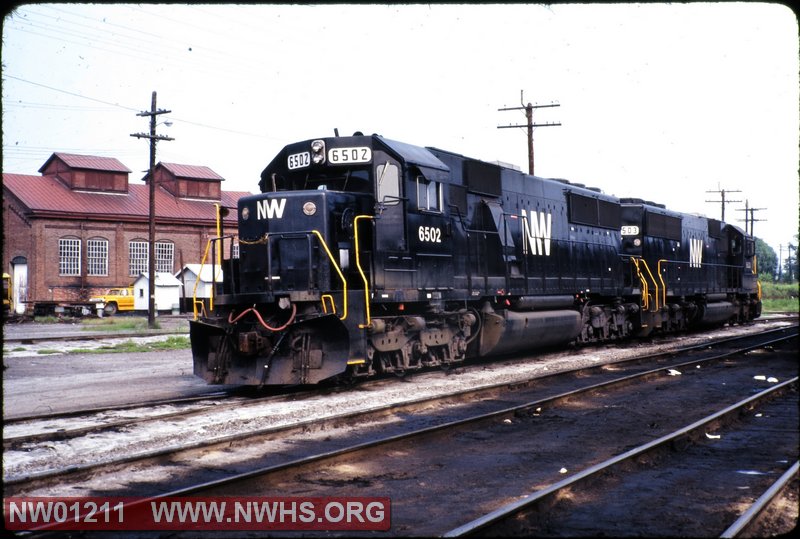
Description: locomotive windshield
xmin=266 ymin=167 xmax=372 ymax=194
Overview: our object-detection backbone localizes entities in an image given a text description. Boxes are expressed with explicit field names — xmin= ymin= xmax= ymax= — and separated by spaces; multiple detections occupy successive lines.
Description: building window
xmin=129 ymin=240 xmax=148 ymax=277
xmin=232 ymin=242 xmax=240 ymax=259
xmin=59 ymin=237 xmax=81 ymax=276
xmin=87 ymin=238 xmax=109 ymax=276
xmin=155 ymin=241 xmax=174 ymax=273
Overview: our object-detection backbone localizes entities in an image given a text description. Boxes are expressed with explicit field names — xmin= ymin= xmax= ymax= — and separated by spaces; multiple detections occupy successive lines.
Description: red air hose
xmin=228 ymin=303 xmax=297 ymax=332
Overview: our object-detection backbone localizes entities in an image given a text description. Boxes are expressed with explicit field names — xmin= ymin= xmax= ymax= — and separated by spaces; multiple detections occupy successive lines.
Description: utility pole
xmin=735 ymin=200 xmax=766 ymax=237
xmin=705 ymin=185 xmax=742 ymax=222
xmin=787 ymin=244 xmax=797 ymax=282
xmin=131 ymin=91 xmax=174 ymax=329
xmin=498 ymin=90 xmax=560 ymax=175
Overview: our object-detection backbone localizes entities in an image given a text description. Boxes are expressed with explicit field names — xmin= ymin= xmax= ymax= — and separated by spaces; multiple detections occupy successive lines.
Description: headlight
xmin=310 ymin=139 xmax=326 ymax=164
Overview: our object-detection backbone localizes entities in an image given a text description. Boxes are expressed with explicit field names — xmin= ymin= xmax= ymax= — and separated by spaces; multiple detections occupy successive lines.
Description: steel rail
xmin=3 ymin=314 xmax=793 ymax=346
xmin=443 ymin=377 xmax=798 ymax=537
xmin=8 ymin=324 xmax=791 ymax=429
xmin=63 ymin=334 xmax=798 ymax=496
xmin=2 ymin=329 xmax=187 ymax=344
xmin=719 ymin=460 xmax=799 ymax=538
xmin=3 ymin=390 xmax=236 ymax=424
xmin=17 ymin=334 xmax=797 ymax=535
xmin=5 ymin=329 xmax=795 ymax=489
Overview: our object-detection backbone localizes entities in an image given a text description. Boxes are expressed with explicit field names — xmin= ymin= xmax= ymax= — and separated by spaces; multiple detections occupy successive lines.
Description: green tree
xmin=782 ymin=243 xmax=797 ymax=282
xmin=755 ymin=237 xmax=778 ymax=278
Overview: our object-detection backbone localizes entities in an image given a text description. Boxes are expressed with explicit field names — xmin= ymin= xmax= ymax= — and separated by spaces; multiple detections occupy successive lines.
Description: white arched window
xmin=58 ymin=237 xmax=81 ymax=276
xmin=87 ymin=237 xmax=109 ymax=276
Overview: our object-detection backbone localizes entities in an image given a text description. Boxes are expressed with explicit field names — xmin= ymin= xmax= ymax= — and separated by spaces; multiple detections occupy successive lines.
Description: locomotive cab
xmin=192 ymin=134 xmax=445 ymax=385
xmin=724 ymin=224 xmax=761 ymax=318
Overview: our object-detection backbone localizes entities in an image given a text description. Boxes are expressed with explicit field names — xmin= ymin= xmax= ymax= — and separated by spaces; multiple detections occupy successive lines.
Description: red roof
xmin=156 ymin=162 xmax=224 ymax=181
xmin=38 ymin=153 xmax=132 ymax=174
xmin=3 ymin=173 xmax=251 ymax=224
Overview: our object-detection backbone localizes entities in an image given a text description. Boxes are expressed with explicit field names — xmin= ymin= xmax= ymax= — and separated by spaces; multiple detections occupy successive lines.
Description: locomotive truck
xmin=190 ymin=133 xmax=761 ymax=386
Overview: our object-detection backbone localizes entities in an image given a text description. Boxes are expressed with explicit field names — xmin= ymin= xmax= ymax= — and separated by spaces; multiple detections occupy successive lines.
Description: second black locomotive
xmin=190 ymin=133 xmax=761 ymax=386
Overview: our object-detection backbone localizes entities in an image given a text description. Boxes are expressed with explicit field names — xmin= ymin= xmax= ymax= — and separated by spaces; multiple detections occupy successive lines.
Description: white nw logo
xmin=689 ymin=238 xmax=703 ymax=268
xmin=256 ymin=198 xmax=287 ymax=220
xmin=521 ymin=209 xmax=552 ymax=256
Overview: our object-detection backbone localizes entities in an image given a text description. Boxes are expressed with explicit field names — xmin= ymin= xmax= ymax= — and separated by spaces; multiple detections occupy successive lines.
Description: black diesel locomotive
xmin=190 ymin=133 xmax=761 ymax=386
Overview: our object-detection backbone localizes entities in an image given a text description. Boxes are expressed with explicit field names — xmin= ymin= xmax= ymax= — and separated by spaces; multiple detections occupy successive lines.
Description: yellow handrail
xmin=631 ymin=257 xmax=661 ymax=312
xmin=311 ymin=229 xmax=348 ymax=321
xmin=656 ymin=259 xmax=668 ymax=307
xmin=631 ymin=258 xmax=650 ymax=311
xmin=213 ymin=203 xmax=225 ymax=269
xmin=638 ymin=258 xmax=660 ymax=312
xmin=321 ymin=294 xmax=336 ymax=314
xmin=192 ymin=239 xmax=213 ymax=320
xmin=354 ymin=215 xmax=374 ymax=328
xmin=192 ymin=205 xmax=227 ymax=320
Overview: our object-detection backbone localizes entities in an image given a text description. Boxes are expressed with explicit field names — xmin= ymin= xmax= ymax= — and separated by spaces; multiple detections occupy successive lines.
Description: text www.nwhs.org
xmin=4 ymin=497 xmax=391 ymax=531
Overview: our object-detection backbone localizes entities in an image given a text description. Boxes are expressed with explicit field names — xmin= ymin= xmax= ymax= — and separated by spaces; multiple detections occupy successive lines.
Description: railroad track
xmin=720 ymin=461 xmax=799 ymax=538
xmin=4 ymin=391 xmax=246 ymax=447
xmin=1 ymin=330 xmax=187 ymax=345
xmin=5 ymin=318 xmax=794 ymax=428
xmin=7 ymin=327 xmax=797 ymax=537
xmin=3 ymin=391 xmax=236 ymax=425
xmin=171 ymin=329 xmax=798 ymax=537
xmin=444 ymin=376 xmax=797 ymax=537
xmin=3 ymin=313 xmax=795 ymax=347
xmin=2 ymin=383 xmax=323 ymax=445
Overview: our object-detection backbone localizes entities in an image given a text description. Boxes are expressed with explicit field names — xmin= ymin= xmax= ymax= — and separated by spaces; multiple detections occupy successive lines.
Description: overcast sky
xmin=2 ymin=3 xmax=798 ymax=257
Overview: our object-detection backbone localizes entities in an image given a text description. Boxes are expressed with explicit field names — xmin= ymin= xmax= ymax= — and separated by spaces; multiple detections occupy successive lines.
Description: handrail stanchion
xmin=354 ymin=215 xmax=374 ymax=329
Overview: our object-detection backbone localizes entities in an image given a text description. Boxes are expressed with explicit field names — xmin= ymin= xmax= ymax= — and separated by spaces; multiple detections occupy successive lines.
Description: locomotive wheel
xmin=104 ymin=302 xmax=118 ymax=316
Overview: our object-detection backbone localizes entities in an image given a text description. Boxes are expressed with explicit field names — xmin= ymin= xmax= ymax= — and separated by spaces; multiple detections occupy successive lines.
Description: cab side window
xmin=376 ymin=162 xmax=400 ymax=205
xmin=416 ymin=176 xmax=442 ymax=212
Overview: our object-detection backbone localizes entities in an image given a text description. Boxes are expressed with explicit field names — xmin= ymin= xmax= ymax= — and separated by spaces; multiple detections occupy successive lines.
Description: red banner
xmin=4 ymin=496 xmax=391 ymax=531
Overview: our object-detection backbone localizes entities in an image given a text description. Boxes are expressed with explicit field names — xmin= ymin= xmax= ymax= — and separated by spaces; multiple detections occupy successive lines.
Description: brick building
xmin=2 ymin=152 xmax=252 ymax=314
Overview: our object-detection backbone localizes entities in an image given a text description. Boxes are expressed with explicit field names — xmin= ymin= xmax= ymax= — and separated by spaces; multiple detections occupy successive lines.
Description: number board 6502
xmin=328 ymin=147 xmax=372 ymax=165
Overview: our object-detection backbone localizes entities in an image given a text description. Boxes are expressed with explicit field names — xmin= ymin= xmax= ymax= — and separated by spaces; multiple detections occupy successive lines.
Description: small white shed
xmin=133 ymin=272 xmax=182 ymax=311
xmin=175 ymin=264 xmax=223 ymax=300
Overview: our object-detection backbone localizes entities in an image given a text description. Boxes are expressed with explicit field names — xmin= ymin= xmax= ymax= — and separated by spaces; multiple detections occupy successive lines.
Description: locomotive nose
xmin=239 ymin=192 xmax=327 ymax=235
xmin=239 ymin=190 xmax=352 ymax=300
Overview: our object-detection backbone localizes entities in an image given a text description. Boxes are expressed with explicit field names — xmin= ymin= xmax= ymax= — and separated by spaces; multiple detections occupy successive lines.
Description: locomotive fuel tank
xmin=695 ymin=301 xmax=739 ymax=327
xmin=478 ymin=307 xmax=583 ymax=357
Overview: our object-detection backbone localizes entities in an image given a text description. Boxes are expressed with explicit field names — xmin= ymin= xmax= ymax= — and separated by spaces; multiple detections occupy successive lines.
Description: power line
xmin=705 ymin=185 xmax=742 ymax=222
xmin=5 ymin=75 xmax=283 ymax=141
xmin=497 ymin=90 xmax=560 ymax=175
xmin=2 ymin=99 xmax=117 ymax=112
xmin=4 ymin=75 xmax=140 ymax=111
xmin=735 ymin=200 xmax=767 ymax=237
xmin=8 ymin=5 xmax=267 ymax=81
